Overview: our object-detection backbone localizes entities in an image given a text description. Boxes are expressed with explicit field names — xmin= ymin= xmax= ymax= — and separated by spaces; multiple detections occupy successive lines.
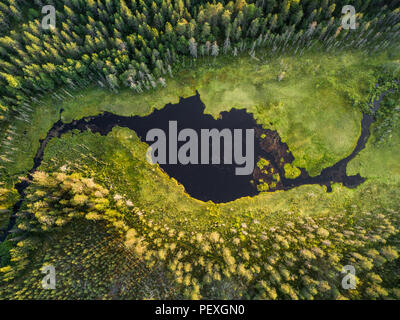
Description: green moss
xmin=284 ymin=163 xmax=302 ymax=179
xmin=257 ymin=158 xmax=270 ymax=169
xmin=347 ymin=125 xmax=400 ymax=184
xmin=194 ymin=51 xmax=383 ymax=175
xmin=257 ymin=183 xmax=269 ymax=192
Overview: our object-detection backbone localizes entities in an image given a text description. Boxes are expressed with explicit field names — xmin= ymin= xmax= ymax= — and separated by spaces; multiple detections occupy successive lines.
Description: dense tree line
xmin=0 ymin=0 xmax=399 ymax=123
xmin=2 ymin=170 xmax=400 ymax=299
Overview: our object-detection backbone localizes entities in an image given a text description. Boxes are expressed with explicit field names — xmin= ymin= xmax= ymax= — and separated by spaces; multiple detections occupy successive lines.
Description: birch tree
xmin=211 ymin=41 xmax=219 ymax=57
xmin=188 ymin=37 xmax=198 ymax=58
xmin=223 ymin=37 xmax=231 ymax=54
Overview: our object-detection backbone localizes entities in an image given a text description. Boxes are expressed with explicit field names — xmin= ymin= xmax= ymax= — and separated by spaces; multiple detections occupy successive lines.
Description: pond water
xmin=25 ymin=91 xmax=373 ymax=204
xmin=2 ymin=90 xmax=383 ymax=243
xmin=48 ymin=92 xmax=283 ymax=203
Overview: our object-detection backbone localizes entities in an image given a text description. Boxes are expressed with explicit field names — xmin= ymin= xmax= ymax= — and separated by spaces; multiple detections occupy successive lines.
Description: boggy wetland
xmin=19 ymin=90 xmax=383 ymax=205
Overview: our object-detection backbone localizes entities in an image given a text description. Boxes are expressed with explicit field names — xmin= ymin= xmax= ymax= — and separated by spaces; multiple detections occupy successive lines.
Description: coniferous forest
xmin=0 ymin=0 xmax=400 ymax=300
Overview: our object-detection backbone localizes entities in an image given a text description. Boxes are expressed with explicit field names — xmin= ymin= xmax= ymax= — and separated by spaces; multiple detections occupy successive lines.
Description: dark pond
xmin=0 ymin=89 xmax=385 ymax=243
xmin=31 ymin=91 xmax=374 ymax=202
